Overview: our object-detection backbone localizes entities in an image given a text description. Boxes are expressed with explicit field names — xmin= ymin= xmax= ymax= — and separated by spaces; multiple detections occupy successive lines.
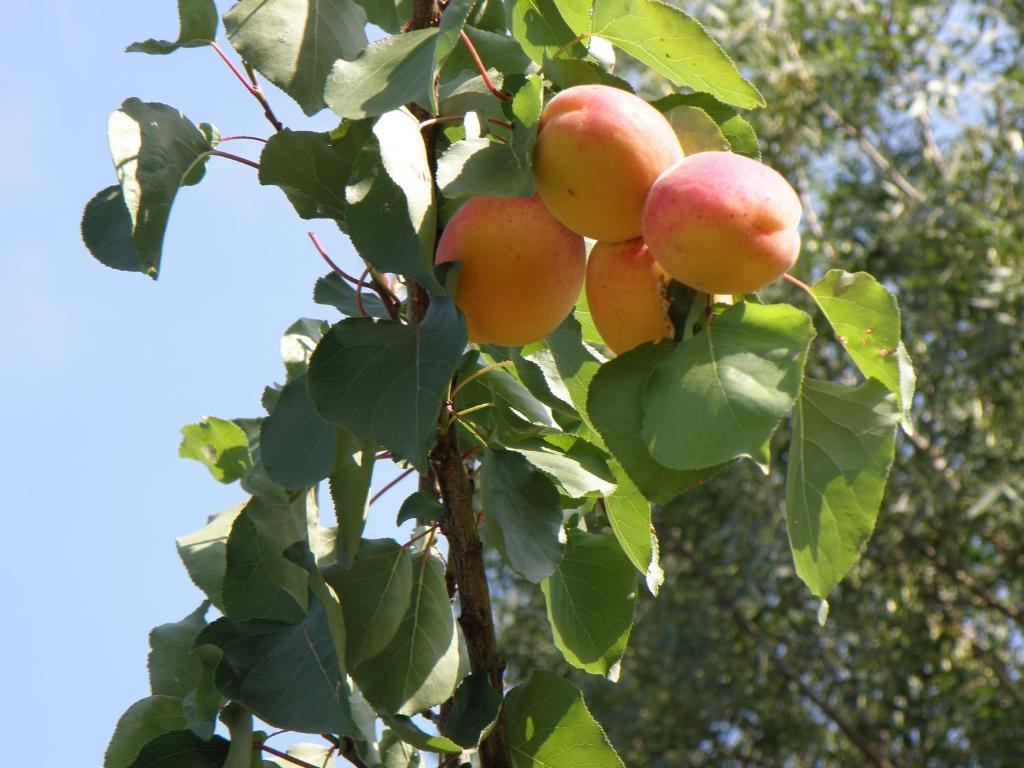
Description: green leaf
xmin=314 ymin=272 xmax=391 ymax=319
xmin=542 ymin=57 xmax=633 ymax=90
xmin=260 ymin=374 xmax=336 ymax=489
xmin=259 ymin=126 xmax=372 ymax=228
xmin=508 ymin=440 xmax=615 ymax=498
xmin=353 ymin=554 xmax=461 ymax=715
xmin=541 ymin=529 xmax=637 ymax=677
xmin=81 ymin=186 xmax=143 ymax=273
xmin=505 ymin=671 xmax=624 ymax=768
xmin=324 ymin=538 xmax=413 ymax=667
xmin=280 ymin=318 xmax=330 ymax=382
xmin=810 ymin=270 xmax=914 ymax=419
xmin=444 ymin=673 xmax=502 ymax=748
xmin=224 ymin=0 xmax=367 ymax=115
xmin=105 ymin=696 xmax=188 ymax=768
xmin=588 ymin=342 xmax=725 ymax=504
xmin=643 ymin=302 xmax=815 ymax=471
xmin=328 ymin=430 xmax=378 ymax=568
xmin=176 ymin=503 xmax=247 ymax=609
xmin=127 ymin=0 xmax=218 ymax=54
xmin=652 ymin=92 xmax=760 ymax=159
xmin=554 ymin=0 xmax=763 ymax=109
xmin=510 ymin=0 xmax=581 ymax=63
xmin=379 ymin=730 xmax=421 ymax=767
xmin=148 ymin=603 xmax=209 ymax=698
xmin=219 ymin=703 xmax=253 ymax=768
xmin=350 ymin=0 xmax=410 ymax=32
xmin=345 ymin=110 xmax=440 ymax=291
xmin=309 ymin=297 xmax=466 ymax=472
xmin=786 ymin=378 xmax=899 ymax=597
xmin=437 ymin=137 xmax=534 ymax=198
xmin=222 ymin=496 xmax=310 ymax=622
xmin=380 ymin=714 xmax=462 ymax=754
xmin=107 ymin=99 xmax=214 ymax=277
xmin=434 ymin=0 xmax=479 ymax=69
xmin=127 ymin=731 xmax=230 ymax=768
xmin=197 ymin=596 xmax=358 ymax=735
xmin=663 ymin=105 xmax=730 ymax=154
xmin=603 ymin=463 xmax=663 ymax=595
xmin=182 ymin=646 xmax=223 ymax=740
xmin=396 ymin=491 xmax=444 ymax=525
xmin=179 ymin=417 xmax=251 ymax=483
xmin=480 ymin=448 xmax=564 ymax=582
xmin=324 ymin=29 xmax=439 ymax=119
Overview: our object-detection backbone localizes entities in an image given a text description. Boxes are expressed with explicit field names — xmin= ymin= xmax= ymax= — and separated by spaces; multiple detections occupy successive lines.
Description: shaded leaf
xmin=603 ymin=463 xmax=663 ymax=595
xmin=508 ymin=440 xmax=615 ymax=498
xmin=106 ymin=696 xmax=187 ymax=768
xmin=179 ymin=417 xmax=251 ymax=483
xmin=379 ymin=730 xmax=421 ymax=767
xmin=314 ymin=272 xmax=391 ymax=319
xmin=328 ymin=430 xmax=377 ymax=569
xmin=786 ymin=378 xmax=899 ymax=597
xmin=107 ymin=99 xmax=214 ymax=277
xmin=542 ymin=56 xmax=633 ymax=90
xmin=440 ymin=27 xmax=532 ymax=78
xmin=505 ymin=671 xmax=624 ymax=768
xmin=148 ymin=603 xmax=209 ymax=698
xmin=643 ymin=302 xmax=814 ymax=471
xmin=652 ymin=92 xmax=759 ymax=159
xmin=224 ymin=0 xmax=367 ymax=115
xmin=197 ymin=597 xmax=358 ymax=735
xmin=480 ymin=448 xmax=564 ymax=582
xmin=309 ymin=296 xmax=466 ymax=472
xmin=127 ymin=731 xmax=230 ymax=768
xmin=588 ymin=342 xmax=725 ymax=504
xmin=664 ymin=105 xmax=730 ymax=154
xmin=437 ymin=137 xmax=534 ymax=198
xmin=81 ymin=186 xmax=143 ymax=273
xmin=397 ymin=491 xmax=444 ymax=525
xmin=182 ymin=645 xmax=223 ymax=740
xmin=176 ymin=502 xmax=247 ymax=609
xmin=353 ymin=554 xmax=460 ymax=715
xmin=260 ymin=374 xmax=336 ymax=489
xmin=127 ymin=0 xmax=218 ymax=54
xmin=345 ymin=109 xmax=440 ymax=291
xmin=324 ymin=538 xmax=413 ymax=667
xmin=541 ymin=530 xmax=637 ymax=677
xmin=280 ymin=318 xmax=330 ymax=382
xmin=380 ymin=714 xmax=461 ymax=754
xmin=444 ymin=673 xmax=502 ymax=748
xmin=510 ymin=0 xmax=582 ymax=63
xmin=259 ymin=126 xmax=372 ymax=228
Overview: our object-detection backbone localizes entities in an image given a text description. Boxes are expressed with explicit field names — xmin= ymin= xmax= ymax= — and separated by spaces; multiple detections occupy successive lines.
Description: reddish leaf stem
xmin=403 ymin=522 xmax=441 ymax=548
xmin=259 ymin=745 xmax=320 ymax=768
xmin=782 ymin=271 xmax=813 ymax=294
xmin=419 ymin=115 xmax=513 ymax=130
xmin=355 ymin=268 xmax=372 ymax=317
xmin=308 ymin=233 xmax=363 ymax=285
xmin=218 ymin=135 xmax=269 ymax=144
xmin=458 ymin=31 xmax=511 ymax=102
xmin=210 ymin=42 xmax=284 ymax=132
xmin=369 ymin=467 xmax=417 ymax=505
xmin=208 ymin=149 xmax=261 ymax=170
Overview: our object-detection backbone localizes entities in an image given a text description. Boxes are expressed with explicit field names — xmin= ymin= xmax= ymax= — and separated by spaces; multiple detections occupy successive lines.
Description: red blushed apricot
xmin=532 ymin=85 xmax=684 ymax=243
xmin=642 ymin=152 xmax=802 ymax=295
xmin=435 ymin=196 xmax=585 ymax=346
xmin=586 ymin=239 xmax=674 ymax=355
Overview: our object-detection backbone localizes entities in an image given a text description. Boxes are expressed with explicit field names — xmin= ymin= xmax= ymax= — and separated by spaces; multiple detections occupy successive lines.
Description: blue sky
xmin=0 ymin=3 xmax=413 ymax=762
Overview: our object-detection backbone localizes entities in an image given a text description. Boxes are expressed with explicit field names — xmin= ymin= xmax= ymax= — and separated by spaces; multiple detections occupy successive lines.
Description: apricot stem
xmin=451 ymin=361 xmax=515 ymax=397
xmin=782 ymin=272 xmax=813 ymax=294
xmin=459 ymin=31 xmax=511 ymax=102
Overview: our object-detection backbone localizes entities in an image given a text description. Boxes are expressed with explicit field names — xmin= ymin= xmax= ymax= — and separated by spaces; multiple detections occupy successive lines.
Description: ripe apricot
xmin=532 ymin=85 xmax=684 ymax=243
xmin=586 ymin=239 xmax=674 ymax=354
xmin=642 ymin=152 xmax=802 ymax=294
xmin=436 ymin=195 xmax=585 ymax=346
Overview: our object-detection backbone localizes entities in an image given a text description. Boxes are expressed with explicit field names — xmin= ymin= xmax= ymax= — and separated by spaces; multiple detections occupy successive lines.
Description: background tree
xmin=498 ymin=2 xmax=1024 ymax=765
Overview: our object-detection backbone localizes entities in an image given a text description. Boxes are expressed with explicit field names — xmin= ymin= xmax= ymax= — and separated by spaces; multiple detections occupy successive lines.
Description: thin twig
xmin=260 ymin=745 xmax=320 ymax=768
xmin=459 ymin=31 xmax=511 ymax=102
xmin=451 ymin=361 xmax=515 ymax=397
xmin=210 ymin=43 xmax=284 ymax=132
xmin=217 ymin=134 xmax=269 ymax=144
xmin=782 ymin=272 xmax=813 ymax=294
xmin=403 ymin=523 xmax=441 ymax=549
xmin=355 ymin=268 xmax=372 ymax=317
xmin=209 ymin=149 xmax=260 ymax=170
xmin=369 ymin=467 xmax=417 ymax=505
xmin=308 ymin=233 xmax=363 ymax=285
xmin=419 ymin=115 xmax=513 ymax=130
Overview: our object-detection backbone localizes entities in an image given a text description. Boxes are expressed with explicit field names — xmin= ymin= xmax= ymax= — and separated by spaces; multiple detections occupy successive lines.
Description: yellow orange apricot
xmin=642 ymin=152 xmax=802 ymax=294
xmin=532 ymin=85 xmax=684 ymax=243
xmin=435 ymin=196 xmax=585 ymax=346
xmin=585 ymin=239 xmax=674 ymax=354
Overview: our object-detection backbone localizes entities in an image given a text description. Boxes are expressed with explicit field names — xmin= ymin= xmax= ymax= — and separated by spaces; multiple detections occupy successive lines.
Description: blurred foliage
xmin=496 ymin=1 xmax=1024 ymax=765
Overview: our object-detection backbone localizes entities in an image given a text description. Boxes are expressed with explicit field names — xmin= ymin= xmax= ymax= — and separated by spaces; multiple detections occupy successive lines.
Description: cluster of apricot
xmin=436 ymin=84 xmax=802 ymax=352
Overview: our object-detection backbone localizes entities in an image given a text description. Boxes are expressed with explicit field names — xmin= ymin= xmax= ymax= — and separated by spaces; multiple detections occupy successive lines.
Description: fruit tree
xmin=82 ymin=0 xmax=916 ymax=766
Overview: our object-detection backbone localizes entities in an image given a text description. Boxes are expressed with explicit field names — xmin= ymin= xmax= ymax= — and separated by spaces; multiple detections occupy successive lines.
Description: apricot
xmin=586 ymin=239 xmax=674 ymax=354
xmin=532 ymin=85 xmax=684 ymax=243
xmin=642 ymin=151 xmax=802 ymax=295
xmin=436 ymin=195 xmax=585 ymax=346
